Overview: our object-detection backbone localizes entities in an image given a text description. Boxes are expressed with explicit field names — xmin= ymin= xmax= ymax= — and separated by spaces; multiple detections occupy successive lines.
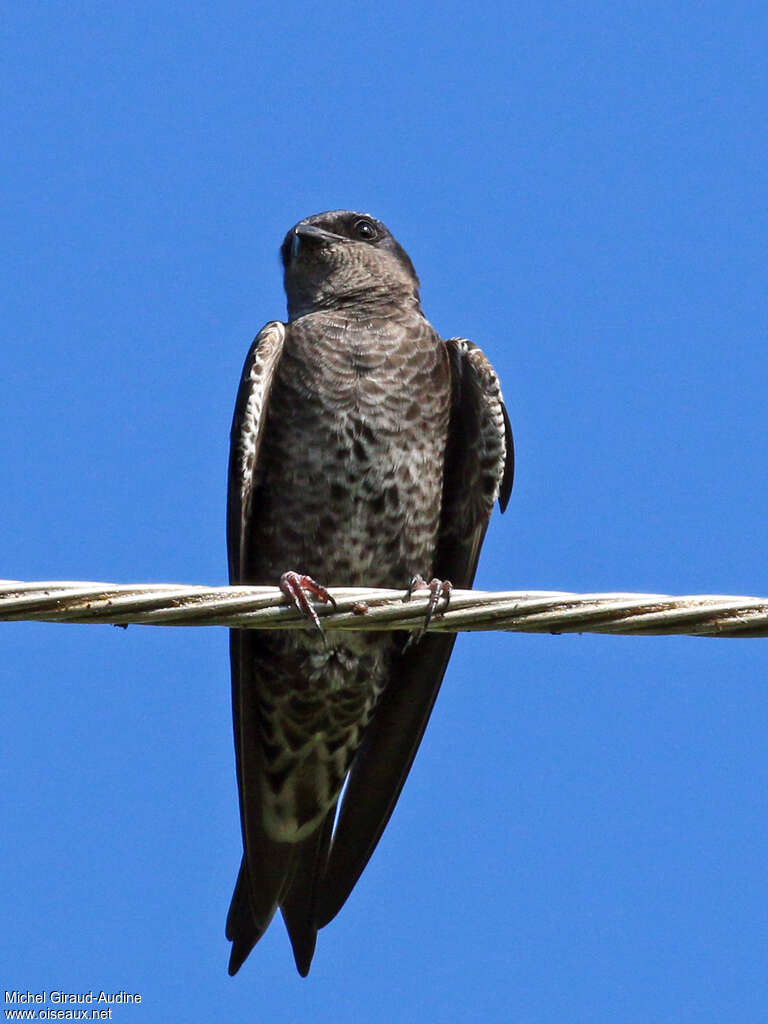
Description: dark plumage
xmin=226 ymin=210 xmax=513 ymax=976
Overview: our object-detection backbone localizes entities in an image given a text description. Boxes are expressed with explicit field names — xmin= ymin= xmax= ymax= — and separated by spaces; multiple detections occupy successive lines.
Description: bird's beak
xmin=291 ymin=223 xmax=345 ymax=259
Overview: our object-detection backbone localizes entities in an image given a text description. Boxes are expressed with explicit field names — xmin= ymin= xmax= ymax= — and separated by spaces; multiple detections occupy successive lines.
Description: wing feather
xmin=226 ymin=322 xmax=292 ymax=970
xmin=227 ymin=321 xmax=286 ymax=580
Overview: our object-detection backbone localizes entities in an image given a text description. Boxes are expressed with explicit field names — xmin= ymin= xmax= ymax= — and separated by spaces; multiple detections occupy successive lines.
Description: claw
xmin=279 ymin=571 xmax=337 ymax=641
xmin=402 ymin=574 xmax=453 ymax=645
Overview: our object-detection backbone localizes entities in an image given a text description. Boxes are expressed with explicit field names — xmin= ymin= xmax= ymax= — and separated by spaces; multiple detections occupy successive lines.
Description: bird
xmin=226 ymin=209 xmax=513 ymax=976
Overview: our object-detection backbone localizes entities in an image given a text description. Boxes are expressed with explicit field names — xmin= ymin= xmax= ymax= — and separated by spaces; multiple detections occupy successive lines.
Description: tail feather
xmin=280 ymin=807 xmax=336 ymax=976
xmin=227 ymin=806 xmax=336 ymax=977
xmin=226 ymin=831 xmax=292 ymax=975
xmin=226 ymin=859 xmax=265 ymax=975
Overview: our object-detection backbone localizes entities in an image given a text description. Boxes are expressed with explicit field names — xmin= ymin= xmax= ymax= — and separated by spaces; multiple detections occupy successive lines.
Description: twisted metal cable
xmin=1 ymin=579 xmax=767 ymax=637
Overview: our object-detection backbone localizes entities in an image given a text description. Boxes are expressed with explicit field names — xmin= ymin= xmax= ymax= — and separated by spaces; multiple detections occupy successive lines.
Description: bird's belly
xmin=255 ymin=402 xmax=447 ymax=589
xmin=244 ymin=335 xmax=450 ymax=840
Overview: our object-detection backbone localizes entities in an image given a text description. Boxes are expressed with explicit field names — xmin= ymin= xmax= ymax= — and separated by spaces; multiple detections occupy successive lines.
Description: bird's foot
xmin=279 ymin=571 xmax=337 ymax=641
xmin=402 ymin=574 xmax=452 ymax=645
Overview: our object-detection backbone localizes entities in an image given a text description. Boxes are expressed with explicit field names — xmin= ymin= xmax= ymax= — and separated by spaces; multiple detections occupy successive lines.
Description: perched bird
xmin=226 ymin=210 xmax=513 ymax=976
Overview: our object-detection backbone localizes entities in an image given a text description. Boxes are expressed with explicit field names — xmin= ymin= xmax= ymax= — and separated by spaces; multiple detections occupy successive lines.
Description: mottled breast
xmin=248 ymin=309 xmax=451 ymax=589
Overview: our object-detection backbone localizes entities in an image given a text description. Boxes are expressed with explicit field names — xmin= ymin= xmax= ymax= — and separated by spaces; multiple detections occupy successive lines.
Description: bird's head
xmin=281 ymin=210 xmax=421 ymax=320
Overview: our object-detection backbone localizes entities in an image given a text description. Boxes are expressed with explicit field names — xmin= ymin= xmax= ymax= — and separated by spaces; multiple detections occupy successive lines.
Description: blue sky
xmin=2 ymin=2 xmax=767 ymax=1021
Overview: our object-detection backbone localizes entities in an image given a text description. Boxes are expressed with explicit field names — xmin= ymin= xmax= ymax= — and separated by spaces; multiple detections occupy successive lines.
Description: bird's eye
xmin=354 ymin=218 xmax=378 ymax=241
